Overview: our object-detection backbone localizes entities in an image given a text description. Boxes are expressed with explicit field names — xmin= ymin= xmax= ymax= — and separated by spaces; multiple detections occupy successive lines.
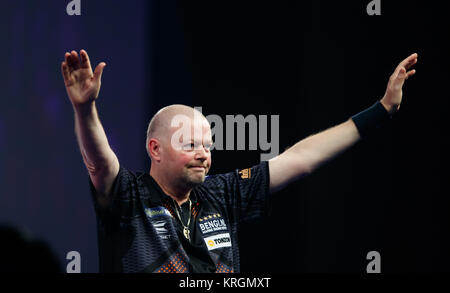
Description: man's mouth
xmin=188 ymin=166 xmax=206 ymax=171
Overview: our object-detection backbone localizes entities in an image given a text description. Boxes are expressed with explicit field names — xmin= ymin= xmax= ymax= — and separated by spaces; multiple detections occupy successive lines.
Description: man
xmin=61 ymin=50 xmax=417 ymax=272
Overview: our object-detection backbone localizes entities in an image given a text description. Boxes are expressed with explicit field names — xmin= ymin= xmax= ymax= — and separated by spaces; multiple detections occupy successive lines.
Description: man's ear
xmin=148 ymin=139 xmax=162 ymax=162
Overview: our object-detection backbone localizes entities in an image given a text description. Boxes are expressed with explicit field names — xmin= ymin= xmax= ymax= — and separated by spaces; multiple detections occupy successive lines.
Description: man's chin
xmin=183 ymin=174 xmax=206 ymax=188
xmin=190 ymin=175 xmax=205 ymax=185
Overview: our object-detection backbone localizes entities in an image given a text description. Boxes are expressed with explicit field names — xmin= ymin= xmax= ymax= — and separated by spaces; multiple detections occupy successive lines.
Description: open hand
xmin=380 ymin=53 xmax=418 ymax=114
xmin=61 ymin=50 xmax=106 ymax=107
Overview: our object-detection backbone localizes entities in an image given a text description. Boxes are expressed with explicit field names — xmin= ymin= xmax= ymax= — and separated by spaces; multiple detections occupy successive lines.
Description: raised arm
xmin=269 ymin=53 xmax=418 ymax=193
xmin=61 ymin=50 xmax=119 ymax=207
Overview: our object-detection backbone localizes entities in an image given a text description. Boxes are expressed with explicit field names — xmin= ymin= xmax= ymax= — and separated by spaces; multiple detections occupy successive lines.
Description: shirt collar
xmin=137 ymin=172 xmax=199 ymax=206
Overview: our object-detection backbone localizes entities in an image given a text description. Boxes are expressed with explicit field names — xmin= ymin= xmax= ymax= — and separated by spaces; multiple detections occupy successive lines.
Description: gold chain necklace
xmin=173 ymin=199 xmax=192 ymax=241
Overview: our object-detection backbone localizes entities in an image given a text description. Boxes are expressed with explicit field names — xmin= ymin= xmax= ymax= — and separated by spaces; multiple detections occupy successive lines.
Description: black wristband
xmin=351 ymin=101 xmax=391 ymax=138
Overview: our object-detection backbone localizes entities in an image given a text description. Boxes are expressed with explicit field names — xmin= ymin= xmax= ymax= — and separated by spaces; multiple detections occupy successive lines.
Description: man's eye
xmin=183 ymin=143 xmax=195 ymax=150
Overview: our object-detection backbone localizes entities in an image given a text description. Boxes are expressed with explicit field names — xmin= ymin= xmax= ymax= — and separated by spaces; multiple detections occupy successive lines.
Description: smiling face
xmin=147 ymin=105 xmax=213 ymax=190
xmin=164 ymin=114 xmax=212 ymax=188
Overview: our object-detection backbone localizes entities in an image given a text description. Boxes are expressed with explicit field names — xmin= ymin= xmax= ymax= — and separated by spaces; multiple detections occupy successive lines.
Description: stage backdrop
xmin=1 ymin=0 xmax=449 ymax=272
xmin=0 ymin=0 xmax=151 ymax=273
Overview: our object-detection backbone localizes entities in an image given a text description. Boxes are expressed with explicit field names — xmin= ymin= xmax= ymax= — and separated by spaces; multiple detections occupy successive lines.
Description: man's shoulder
xmin=116 ymin=166 xmax=149 ymax=182
xmin=106 ymin=166 xmax=153 ymax=197
xmin=202 ymin=161 xmax=269 ymax=184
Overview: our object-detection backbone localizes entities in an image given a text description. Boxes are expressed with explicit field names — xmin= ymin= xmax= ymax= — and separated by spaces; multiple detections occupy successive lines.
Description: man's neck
xmin=150 ymin=169 xmax=191 ymax=206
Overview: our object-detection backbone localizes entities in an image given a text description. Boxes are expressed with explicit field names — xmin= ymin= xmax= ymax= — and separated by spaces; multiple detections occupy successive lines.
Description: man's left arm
xmin=269 ymin=53 xmax=418 ymax=193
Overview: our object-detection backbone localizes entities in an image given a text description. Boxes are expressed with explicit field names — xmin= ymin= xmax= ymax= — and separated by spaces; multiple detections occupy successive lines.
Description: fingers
xmin=404 ymin=56 xmax=418 ymax=70
xmin=62 ymin=50 xmax=105 ymax=83
xmin=63 ymin=52 xmax=71 ymax=73
xmin=392 ymin=53 xmax=418 ymax=81
xmin=80 ymin=49 xmax=92 ymax=69
xmin=70 ymin=50 xmax=81 ymax=70
xmin=398 ymin=67 xmax=407 ymax=80
xmin=391 ymin=67 xmax=407 ymax=88
xmin=399 ymin=53 xmax=418 ymax=70
xmin=93 ymin=62 xmax=107 ymax=82
xmin=61 ymin=61 xmax=70 ymax=83
xmin=64 ymin=50 xmax=80 ymax=71
xmin=64 ymin=52 xmax=71 ymax=65
xmin=406 ymin=57 xmax=418 ymax=69
xmin=405 ymin=69 xmax=416 ymax=80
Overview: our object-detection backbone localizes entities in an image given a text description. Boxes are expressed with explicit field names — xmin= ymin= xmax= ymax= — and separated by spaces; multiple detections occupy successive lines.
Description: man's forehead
xmin=168 ymin=114 xmax=210 ymax=130
xmin=166 ymin=113 xmax=211 ymax=142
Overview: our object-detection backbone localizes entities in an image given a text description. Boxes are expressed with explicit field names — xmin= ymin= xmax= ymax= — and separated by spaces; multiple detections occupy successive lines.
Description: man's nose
xmin=194 ymin=146 xmax=208 ymax=160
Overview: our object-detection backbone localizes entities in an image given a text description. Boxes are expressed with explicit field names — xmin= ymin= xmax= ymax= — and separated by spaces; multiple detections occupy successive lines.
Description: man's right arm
xmin=62 ymin=50 xmax=119 ymax=207
xmin=74 ymin=102 xmax=119 ymax=207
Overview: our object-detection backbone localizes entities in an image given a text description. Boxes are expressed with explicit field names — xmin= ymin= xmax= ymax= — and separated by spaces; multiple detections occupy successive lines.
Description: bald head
xmin=146 ymin=105 xmax=210 ymax=158
xmin=146 ymin=105 xmax=213 ymax=198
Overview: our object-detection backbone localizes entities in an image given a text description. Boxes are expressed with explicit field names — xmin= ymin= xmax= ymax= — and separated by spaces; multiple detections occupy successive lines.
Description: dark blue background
xmin=1 ymin=0 xmax=449 ymax=273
